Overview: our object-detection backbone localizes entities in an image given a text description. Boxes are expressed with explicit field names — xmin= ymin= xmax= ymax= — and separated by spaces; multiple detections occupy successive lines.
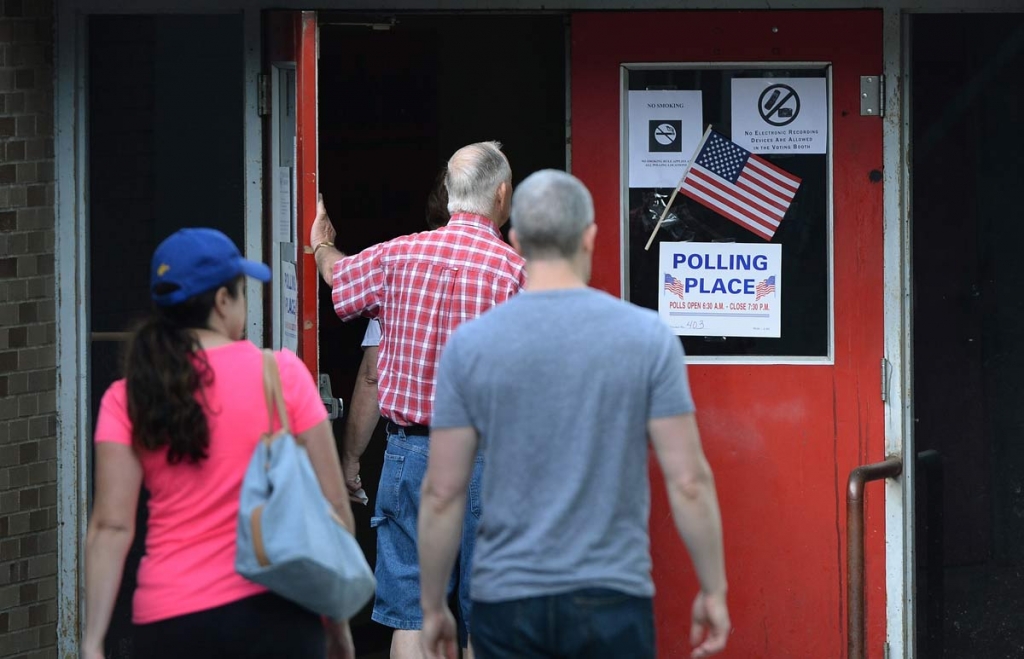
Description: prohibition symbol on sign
xmin=649 ymin=119 xmax=682 ymax=152
xmin=758 ymin=84 xmax=801 ymax=127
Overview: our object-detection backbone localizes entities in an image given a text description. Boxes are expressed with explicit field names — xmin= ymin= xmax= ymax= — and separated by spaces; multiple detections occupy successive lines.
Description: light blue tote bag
xmin=236 ymin=350 xmax=375 ymax=620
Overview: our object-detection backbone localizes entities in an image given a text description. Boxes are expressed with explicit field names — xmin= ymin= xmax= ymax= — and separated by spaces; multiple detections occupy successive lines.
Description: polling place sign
xmin=659 ymin=242 xmax=782 ymax=337
xmin=281 ymin=260 xmax=299 ymax=353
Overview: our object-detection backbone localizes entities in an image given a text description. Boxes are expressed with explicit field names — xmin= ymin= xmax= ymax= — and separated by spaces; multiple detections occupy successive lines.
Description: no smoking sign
xmin=628 ymin=89 xmax=704 ymax=188
xmin=649 ymin=119 xmax=682 ymax=152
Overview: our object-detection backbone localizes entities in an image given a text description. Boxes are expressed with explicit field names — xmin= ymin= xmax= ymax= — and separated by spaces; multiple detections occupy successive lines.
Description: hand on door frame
xmin=311 ymin=194 xmax=344 ymax=283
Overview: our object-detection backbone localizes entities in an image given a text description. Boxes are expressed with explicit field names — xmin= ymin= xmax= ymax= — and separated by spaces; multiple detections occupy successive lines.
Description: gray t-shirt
xmin=432 ymin=287 xmax=695 ymax=603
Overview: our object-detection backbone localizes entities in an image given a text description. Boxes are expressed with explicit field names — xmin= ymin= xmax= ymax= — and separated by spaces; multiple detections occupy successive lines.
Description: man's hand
xmin=311 ymin=194 xmax=345 ymax=284
xmin=342 ymin=459 xmax=368 ymax=505
xmin=310 ymin=193 xmax=337 ymax=249
xmin=343 ymin=458 xmax=361 ymax=493
xmin=418 ymin=426 xmax=478 ymax=653
xmin=421 ymin=606 xmax=458 ymax=659
xmin=690 ymin=590 xmax=731 ymax=658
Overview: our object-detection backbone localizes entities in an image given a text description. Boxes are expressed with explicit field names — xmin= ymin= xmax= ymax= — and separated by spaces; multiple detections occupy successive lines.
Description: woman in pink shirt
xmin=83 ymin=229 xmax=356 ymax=659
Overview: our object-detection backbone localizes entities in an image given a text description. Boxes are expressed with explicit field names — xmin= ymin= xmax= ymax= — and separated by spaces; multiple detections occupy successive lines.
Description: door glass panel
xmin=270 ymin=64 xmax=297 ymax=352
xmin=88 ymin=14 xmax=244 ymax=657
xmin=623 ymin=65 xmax=831 ymax=358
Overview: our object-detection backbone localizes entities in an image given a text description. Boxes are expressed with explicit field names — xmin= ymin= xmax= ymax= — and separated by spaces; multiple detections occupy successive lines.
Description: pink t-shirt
xmin=94 ymin=341 xmax=328 ymax=624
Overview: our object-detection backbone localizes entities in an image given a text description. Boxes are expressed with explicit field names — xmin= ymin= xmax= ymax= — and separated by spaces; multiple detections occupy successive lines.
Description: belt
xmin=385 ymin=420 xmax=430 ymax=437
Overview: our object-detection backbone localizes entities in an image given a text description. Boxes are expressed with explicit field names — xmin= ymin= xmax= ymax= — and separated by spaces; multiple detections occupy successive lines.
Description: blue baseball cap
xmin=150 ymin=228 xmax=272 ymax=307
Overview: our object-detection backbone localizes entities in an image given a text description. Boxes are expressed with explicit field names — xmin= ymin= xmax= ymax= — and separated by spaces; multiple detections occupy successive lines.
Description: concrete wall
xmin=0 ymin=0 xmax=59 ymax=658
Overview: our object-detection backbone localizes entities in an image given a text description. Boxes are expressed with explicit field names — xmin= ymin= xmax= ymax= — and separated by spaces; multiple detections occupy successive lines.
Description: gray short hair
xmin=446 ymin=141 xmax=511 ymax=216
xmin=510 ymin=170 xmax=594 ymax=260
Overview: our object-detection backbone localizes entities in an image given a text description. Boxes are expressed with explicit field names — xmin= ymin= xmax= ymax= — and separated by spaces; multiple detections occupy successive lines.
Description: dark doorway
xmin=315 ymin=13 xmax=567 ymax=657
xmin=88 ymin=14 xmax=244 ymax=658
xmin=912 ymin=14 xmax=1024 ymax=659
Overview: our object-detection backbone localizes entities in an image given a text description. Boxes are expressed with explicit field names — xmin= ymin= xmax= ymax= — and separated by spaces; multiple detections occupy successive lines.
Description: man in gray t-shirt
xmin=418 ymin=170 xmax=730 ymax=659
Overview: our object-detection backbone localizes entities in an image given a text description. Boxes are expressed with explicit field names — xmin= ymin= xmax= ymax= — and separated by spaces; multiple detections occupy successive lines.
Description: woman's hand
xmin=82 ymin=642 xmax=105 ymax=659
xmin=84 ymin=443 xmax=143 ymax=659
xmin=326 ymin=618 xmax=355 ymax=659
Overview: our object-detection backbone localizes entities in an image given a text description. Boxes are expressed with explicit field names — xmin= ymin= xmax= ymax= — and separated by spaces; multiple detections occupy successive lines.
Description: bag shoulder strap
xmin=261 ymin=349 xmax=291 ymax=438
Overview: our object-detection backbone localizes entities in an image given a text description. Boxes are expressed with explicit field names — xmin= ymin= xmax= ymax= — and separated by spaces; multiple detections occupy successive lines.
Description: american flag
xmin=755 ymin=275 xmax=776 ymax=301
xmin=679 ymin=130 xmax=801 ymax=241
xmin=664 ymin=274 xmax=686 ymax=300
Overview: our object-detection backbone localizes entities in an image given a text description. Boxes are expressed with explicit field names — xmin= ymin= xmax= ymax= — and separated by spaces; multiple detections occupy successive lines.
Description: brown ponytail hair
xmin=124 ymin=275 xmax=244 ymax=464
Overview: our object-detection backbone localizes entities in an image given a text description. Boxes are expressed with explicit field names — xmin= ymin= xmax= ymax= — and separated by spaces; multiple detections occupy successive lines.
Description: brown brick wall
xmin=0 ymin=0 xmax=58 ymax=657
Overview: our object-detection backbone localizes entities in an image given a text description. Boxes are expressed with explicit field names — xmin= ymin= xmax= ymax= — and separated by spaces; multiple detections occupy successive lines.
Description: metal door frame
xmin=53 ymin=5 xmax=266 ymax=654
xmin=53 ymin=2 xmax=1024 ymax=656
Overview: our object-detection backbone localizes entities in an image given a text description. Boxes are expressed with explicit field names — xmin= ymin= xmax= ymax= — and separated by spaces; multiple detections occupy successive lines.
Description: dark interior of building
xmin=315 ymin=14 xmax=567 ymax=655
xmin=912 ymin=13 xmax=1024 ymax=659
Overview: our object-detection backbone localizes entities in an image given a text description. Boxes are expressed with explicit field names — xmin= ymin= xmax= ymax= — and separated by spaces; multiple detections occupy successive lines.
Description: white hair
xmin=446 ymin=141 xmax=511 ymax=216
xmin=510 ymin=169 xmax=594 ymax=260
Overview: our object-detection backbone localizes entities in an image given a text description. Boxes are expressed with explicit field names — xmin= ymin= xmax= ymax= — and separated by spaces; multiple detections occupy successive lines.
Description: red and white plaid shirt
xmin=332 ymin=213 xmax=526 ymax=426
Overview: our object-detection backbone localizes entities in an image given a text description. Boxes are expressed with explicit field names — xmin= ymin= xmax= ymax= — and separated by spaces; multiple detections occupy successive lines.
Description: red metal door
xmin=571 ymin=11 xmax=885 ymax=658
xmin=295 ymin=11 xmax=319 ymax=374
xmin=266 ymin=10 xmax=319 ymax=374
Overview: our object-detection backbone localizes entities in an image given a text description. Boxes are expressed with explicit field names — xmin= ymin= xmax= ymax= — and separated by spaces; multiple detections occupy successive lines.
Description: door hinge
xmin=881 ymin=357 xmax=891 ymax=403
xmin=257 ymin=73 xmax=270 ymax=117
xmin=860 ymin=75 xmax=885 ymax=117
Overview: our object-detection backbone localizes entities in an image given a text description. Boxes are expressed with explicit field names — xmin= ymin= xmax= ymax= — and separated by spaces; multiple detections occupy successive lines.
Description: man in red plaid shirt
xmin=311 ymin=141 xmax=526 ymax=659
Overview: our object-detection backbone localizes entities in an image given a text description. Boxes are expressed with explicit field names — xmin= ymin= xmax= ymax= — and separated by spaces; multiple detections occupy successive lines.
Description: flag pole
xmin=643 ymin=124 xmax=713 ymax=251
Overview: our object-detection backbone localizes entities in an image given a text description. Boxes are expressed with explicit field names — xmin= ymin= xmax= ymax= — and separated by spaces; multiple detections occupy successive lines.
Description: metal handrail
xmin=847 ymin=457 xmax=903 ymax=659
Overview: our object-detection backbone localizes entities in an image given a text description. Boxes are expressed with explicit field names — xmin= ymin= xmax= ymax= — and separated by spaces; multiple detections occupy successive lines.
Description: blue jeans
xmin=370 ymin=429 xmax=483 ymax=647
xmin=471 ymin=588 xmax=655 ymax=659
